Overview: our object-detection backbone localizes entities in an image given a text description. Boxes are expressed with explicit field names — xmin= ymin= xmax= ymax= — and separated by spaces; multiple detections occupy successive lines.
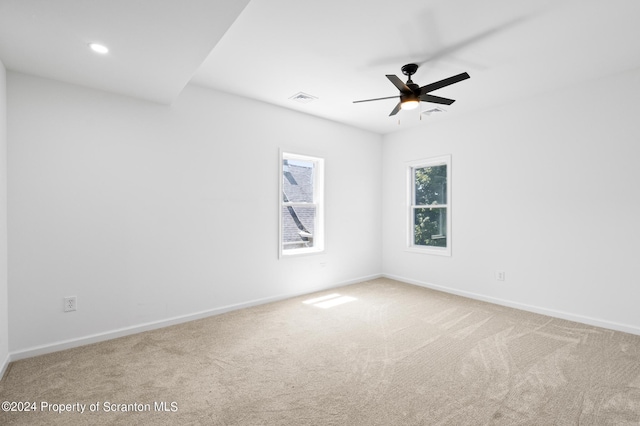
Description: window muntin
xmin=280 ymin=152 xmax=324 ymax=256
xmin=408 ymin=155 xmax=451 ymax=256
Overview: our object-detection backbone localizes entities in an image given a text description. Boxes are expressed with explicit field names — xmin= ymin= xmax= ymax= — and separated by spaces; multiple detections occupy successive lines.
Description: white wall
xmin=0 ymin=60 xmax=9 ymax=373
xmin=7 ymin=72 xmax=382 ymax=355
xmin=8 ymin=64 xmax=639 ymax=360
xmin=382 ymin=67 xmax=640 ymax=334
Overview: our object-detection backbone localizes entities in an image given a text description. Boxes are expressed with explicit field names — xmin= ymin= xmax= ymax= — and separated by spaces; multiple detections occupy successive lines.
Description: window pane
xmin=414 ymin=207 xmax=447 ymax=247
xmin=282 ymin=205 xmax=316 ymax=250
xmin=415 ymin=165 xmax=447 ymax=205
xmin=283 ymin=159 xmax=314 ymax=203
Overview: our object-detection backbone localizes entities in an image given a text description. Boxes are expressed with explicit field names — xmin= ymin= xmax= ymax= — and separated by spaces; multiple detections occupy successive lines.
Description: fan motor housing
xmin=400 ymin=92 xmax=419 ymax=103
xmin=406 ymin=82 xmax=420 ymax=94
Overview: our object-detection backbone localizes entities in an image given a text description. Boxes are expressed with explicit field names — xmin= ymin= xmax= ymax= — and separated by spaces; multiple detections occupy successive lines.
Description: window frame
xmin=279 ymin=151 xmax=325 ymax=257
xmin=406 ymin=155 xmax=452 ymax=257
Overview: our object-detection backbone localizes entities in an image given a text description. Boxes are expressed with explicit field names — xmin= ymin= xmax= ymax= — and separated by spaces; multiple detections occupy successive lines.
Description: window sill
xmin=280 ymin=247 xmax=325 ymax=258
xmin=405 ymin=246 xmax=451 ymax=257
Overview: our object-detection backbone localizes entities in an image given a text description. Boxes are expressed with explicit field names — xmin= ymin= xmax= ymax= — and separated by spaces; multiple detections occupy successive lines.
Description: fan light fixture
xmin=401 ymin=99 xmax=419 ymax=110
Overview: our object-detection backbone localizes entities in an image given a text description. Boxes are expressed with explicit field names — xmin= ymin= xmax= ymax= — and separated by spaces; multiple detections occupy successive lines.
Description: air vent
xmin=289 ymin=92 xmax=318 ymax=104
xmin=422 ymin=107 xmax=447 ymax=116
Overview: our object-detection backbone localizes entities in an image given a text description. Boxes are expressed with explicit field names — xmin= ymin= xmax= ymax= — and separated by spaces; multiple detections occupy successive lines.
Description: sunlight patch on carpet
xmin=303 ymin=293 xmax=357 ymax=309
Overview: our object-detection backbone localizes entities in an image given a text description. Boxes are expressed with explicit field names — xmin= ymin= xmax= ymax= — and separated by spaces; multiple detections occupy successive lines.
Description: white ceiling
xmin=1 ymin=0 xmax=639 ymax=135
xmin=0 ymin=0 xmax=251 ymax=104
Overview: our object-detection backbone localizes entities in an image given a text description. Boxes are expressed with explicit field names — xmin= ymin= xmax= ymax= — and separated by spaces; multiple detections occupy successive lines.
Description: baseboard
xmin=383 ymin=273 xmax=640 ymax=336
xmin=10 ymin=273 xmax=383 ymax=362
xmin=0 ymin=352 xmax=10 ymax=380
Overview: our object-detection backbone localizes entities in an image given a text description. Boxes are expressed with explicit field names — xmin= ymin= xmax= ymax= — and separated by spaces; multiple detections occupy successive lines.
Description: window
xmin=408 ymin=155 xmax=451 ymax=256
xmin=280 ymin=152 xmax=324 ymax=256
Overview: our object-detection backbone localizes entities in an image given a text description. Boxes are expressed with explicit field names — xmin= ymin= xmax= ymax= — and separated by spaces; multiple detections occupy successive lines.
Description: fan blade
xmin=419 ymin=72 xmax=470 ymax=94
xmin=386 ymin=75 xmax=412 ymax=93
xmin=353 ymin=95 xmax=399 ymax=103
xmin=365 ymin=15 xmax=528 ymax=69
xmin=417 ymin=17 xmax=528 ymax=67
xmin=389 ymin=102 xmax=402 ymax=116
xmin=419 ymin=94 xmax=455 ymax=105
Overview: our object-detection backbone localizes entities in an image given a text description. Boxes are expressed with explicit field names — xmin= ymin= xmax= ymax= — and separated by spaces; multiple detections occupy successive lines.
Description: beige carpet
xmin=1 ymin=277 xmax=640 ymax=425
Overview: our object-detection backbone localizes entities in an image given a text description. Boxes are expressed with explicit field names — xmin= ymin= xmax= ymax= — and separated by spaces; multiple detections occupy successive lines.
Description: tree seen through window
xmin=413 ymin=164 xmax=447 ymax=248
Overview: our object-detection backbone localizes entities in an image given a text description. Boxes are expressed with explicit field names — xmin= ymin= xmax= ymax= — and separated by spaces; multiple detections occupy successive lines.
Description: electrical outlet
xmin=64 ymin=296 xmax=77 ymax=312
xmin=496 ymin=271 xmax=506 ymax=281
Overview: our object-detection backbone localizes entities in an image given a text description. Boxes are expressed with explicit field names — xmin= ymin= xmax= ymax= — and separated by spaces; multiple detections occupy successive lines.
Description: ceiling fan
xmin=353 ymin=64 xmax=470 ymax=116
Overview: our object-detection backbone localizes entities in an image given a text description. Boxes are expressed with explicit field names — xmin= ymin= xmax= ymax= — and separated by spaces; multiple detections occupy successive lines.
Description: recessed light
xmin=89 ymin=43 xmax=109 ymax=54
